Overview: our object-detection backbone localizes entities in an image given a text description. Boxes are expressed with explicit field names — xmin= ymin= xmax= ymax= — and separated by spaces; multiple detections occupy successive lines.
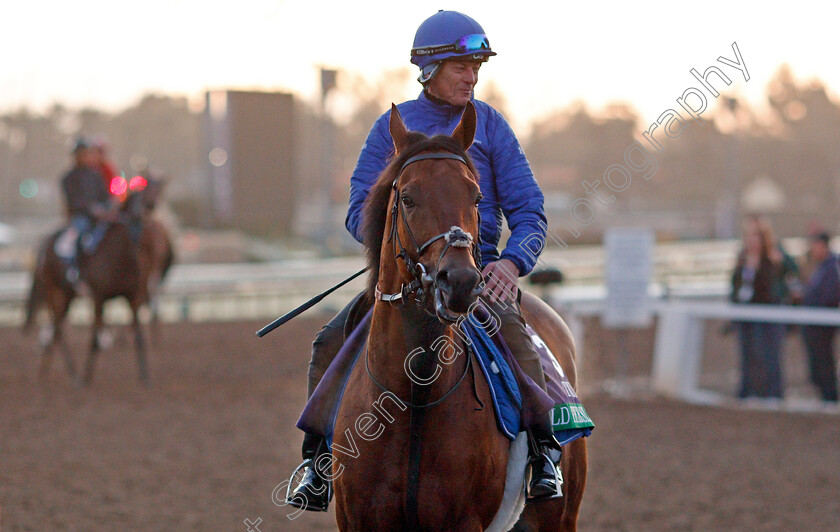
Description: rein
xmin=363 ymin=341 xmax=473 ymax=409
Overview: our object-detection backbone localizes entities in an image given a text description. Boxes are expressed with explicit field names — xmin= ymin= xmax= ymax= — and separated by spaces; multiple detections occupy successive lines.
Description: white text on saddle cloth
xmin=530 ymin=332 xmax=565 ymax=378
xmin=530 ymin=329 xmax=578 ymax=400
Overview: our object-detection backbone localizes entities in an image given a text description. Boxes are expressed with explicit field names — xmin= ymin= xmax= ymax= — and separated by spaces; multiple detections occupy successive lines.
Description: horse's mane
xmin=361 ymin=132 xmax=478 ymax=302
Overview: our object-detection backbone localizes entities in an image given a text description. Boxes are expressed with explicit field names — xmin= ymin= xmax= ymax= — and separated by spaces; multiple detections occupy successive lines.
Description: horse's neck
xmin=368 ymin=302 xmax=462 ymax=400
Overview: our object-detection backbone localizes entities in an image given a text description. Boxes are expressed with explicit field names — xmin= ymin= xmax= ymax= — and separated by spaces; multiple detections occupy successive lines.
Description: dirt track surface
xmin=2 ymin=315 xmax=840 ymax=531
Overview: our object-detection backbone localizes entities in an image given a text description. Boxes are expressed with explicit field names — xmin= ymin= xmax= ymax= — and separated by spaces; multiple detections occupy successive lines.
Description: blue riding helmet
xmin=411 ymin=10 xmax=496 ymax=83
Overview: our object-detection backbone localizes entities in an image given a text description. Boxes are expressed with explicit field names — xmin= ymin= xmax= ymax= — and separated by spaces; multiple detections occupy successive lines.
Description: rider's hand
xmin=481 ymin=258 xmax=520 ymax=305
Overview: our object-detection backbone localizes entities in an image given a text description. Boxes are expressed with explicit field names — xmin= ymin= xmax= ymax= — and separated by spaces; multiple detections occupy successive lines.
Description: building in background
xmin=204 ymin=90 xmax=296 ymax=236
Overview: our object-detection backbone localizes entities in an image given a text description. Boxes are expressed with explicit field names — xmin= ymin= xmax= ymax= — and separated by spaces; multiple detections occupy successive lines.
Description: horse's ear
xmin=389 ymin=103 xmax=410 ymax=155
xmin=451 ymin=101 xmax=476 ymax=151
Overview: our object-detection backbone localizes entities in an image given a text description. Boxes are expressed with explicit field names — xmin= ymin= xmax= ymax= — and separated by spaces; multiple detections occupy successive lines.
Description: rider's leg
xmin=494 ymin=299 xmax=563 ymax=500
xmin=495 ymin=300 xmax=546 ymax=392
xmin=306 ymin=303 xmax=354 ymax=400
xmin=288 ymin=291 xmax=368 ymax=511
xmin=65 ymin=215 xmax=92 ymax=284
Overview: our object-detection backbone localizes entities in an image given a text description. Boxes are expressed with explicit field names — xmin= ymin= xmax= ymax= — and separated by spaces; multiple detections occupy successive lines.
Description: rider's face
xmin=427 ymin=60 xmax=481 ymax=107
xmin=76 ymin=148 xmax=98 ymax=168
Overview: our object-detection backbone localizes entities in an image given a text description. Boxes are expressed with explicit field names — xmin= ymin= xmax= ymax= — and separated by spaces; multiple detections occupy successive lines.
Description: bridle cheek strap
xmin=375 ymin=151 xmax=478 ymax=304
xmin=375 ymin=225 xmax=476 ymax=303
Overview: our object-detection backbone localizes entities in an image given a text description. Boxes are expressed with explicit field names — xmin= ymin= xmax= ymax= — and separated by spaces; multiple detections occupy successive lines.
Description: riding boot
xmin=526 ymin=424 xmax=563 ymax=501
xmin=286 ymin=434 xmax=333 ymax=512
xmin=286 ymin=292 xmax=368 ymax=512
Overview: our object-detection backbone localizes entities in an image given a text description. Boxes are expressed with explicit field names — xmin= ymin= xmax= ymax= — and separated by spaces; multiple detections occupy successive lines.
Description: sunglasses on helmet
xmin=411 ymin=33 xmax=491 ymax=57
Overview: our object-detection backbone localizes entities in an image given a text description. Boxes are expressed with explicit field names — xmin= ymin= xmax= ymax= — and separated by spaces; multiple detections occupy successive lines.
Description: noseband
xmin=374 ymin=151 xmax=483 ymax=305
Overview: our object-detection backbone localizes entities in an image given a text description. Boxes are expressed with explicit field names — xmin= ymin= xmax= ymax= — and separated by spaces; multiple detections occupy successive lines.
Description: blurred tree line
xmin=522 ymin=65 xmax=840 ymax=240
xmin=1 ymin=65 xmax=838 ymax=241
xmin=0 ymin=95 xmax=203 ymax=221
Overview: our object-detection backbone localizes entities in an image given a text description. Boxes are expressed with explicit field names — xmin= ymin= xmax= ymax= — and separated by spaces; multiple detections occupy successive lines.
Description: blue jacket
xmin=803 ymin=254 xmax=840 ymax=308
xmin=346 ymin=91 xmax=547 ymax=276
xmin=61 ymin=165 xmax=110 ymax=218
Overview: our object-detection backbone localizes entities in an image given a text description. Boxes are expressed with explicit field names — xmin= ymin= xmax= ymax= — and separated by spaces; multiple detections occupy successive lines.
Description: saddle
xmin=55 ymin=219 xmax=110 ymax=262
xmin=298 ymin=303 xmax=594 ymax=450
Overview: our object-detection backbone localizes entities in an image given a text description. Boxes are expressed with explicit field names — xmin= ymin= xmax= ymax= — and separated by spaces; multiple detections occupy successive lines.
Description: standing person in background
xmin=800 ymin=231 xmax=840 ymax=402
xmin=798 ymin=222 xmax=829 ymax=289
xmin=730 ymin=217 xmax=786 ymax=399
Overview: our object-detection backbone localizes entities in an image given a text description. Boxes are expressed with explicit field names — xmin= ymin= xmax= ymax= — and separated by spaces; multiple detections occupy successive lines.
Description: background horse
xmin=23 ymin=179 xmax=174 ymax=387
xmin=332 ymin=104 xmax=586 ymax=531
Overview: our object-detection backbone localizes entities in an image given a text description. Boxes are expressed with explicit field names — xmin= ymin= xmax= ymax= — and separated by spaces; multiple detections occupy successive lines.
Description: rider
xmin=287 ymin=10 xmax=559 ymax=510
xmin=58 ymin=137 xmax=118 ymax=284
xmin=92 ymin=135 xmax=121 ymax=196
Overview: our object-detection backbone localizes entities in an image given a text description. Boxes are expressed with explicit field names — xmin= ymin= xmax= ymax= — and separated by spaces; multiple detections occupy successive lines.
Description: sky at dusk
xmin=2 ymin=0 xmax=837 ymax=131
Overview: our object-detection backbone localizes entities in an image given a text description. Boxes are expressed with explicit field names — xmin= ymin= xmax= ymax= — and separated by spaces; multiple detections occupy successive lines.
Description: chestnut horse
xmin=23 ymin=179 xmax=174 ymax=387
xmin=331 ymin=103 xmax=586 ymax=531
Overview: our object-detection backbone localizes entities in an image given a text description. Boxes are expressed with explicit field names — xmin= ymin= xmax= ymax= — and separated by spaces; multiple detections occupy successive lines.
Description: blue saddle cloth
xmin=297 ymin=307 xmax=594 ymax=450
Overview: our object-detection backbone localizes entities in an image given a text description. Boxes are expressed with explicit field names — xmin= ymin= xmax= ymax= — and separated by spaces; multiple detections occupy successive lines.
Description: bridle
xmin=367 ymin=150 xmax=485 ymax=410
xmin=374 ymin=151 xmax=483 ymax=307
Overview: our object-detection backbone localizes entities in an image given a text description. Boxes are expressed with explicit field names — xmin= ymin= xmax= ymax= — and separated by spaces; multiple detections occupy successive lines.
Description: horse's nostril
xmin=436 ymin=269 xmax=450 ymax=289
xmin=441 ymin=268 xmax=481 ymax=297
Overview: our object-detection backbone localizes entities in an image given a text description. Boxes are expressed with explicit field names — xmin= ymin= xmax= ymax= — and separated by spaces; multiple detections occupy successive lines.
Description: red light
xmin=129 ymin=176 xmax=148 ymax=191
xmin=110 ymin=176 xmax=128 ymax=195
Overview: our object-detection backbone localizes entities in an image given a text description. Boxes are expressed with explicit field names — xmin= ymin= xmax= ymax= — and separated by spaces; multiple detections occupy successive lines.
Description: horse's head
xmin=363 ymin=102 xmax=483 ymax=323
xmin=139 ymin=177 xmax=165 ymax=212
xmin=121 ymin=176 xmax=166 ymax=219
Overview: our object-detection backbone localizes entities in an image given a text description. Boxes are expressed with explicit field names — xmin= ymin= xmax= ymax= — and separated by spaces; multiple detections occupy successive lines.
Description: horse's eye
xmin=401 ymin=195 xmax=414 ymax=207
xmin=475 ymin=193 xmax=483 ymax=206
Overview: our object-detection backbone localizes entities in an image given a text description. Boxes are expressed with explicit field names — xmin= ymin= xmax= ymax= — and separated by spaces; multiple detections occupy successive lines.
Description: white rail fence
xmin=650 ymin=302 xmax=840 ymax=400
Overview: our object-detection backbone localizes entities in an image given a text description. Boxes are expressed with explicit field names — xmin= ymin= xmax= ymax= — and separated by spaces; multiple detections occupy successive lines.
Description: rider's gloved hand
xmin=481 ymin=258 xmax=519 ymax=305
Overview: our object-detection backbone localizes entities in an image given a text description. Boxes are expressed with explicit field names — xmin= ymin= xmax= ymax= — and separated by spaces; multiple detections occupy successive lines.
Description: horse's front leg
xmin=82 ymin=300 xmax=105 ymax=386
xmin=40 ymin=294 xmax=76 ymax=382
xmin=56 ymin=323 xmax=78 ymax=380
xmin=130 ymin=300 xmax=149 ymax=387
xmin=37 ymin=324 xmax=56 ymax=380
xmin=146 ymin=272 xmax=164 ymax=347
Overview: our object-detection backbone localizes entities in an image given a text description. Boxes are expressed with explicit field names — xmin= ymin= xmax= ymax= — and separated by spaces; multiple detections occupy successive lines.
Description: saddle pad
xmin=527 ymin=325 xmax=595 ymax=445
xmin=462 ymin=321 xmax=522 ymax=440
xmin=462 ymin=321 xmax=594 ymax=445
